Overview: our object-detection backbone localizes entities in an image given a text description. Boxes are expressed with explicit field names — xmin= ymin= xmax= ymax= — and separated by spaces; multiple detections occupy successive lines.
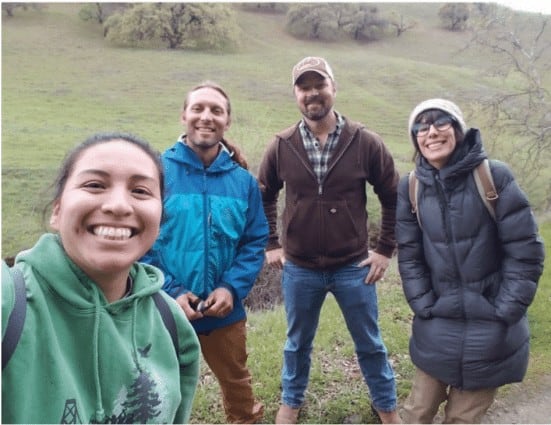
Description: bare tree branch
xmin=464 ymin=6 xmax=550 ymax=202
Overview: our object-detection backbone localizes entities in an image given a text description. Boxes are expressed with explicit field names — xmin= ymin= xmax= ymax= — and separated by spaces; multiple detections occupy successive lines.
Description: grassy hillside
xmin=3 ymin=3 xmax=550 ymax=256
xmin=2 ymin=4 xmax=550 ymax=424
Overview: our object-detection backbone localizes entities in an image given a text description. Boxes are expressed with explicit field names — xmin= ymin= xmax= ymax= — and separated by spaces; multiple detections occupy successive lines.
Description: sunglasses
xmin=412 ymin=115 xmax=455 ymax=137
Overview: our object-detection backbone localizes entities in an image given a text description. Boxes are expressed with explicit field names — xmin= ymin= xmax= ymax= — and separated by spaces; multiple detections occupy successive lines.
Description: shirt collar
xmin=299 ymin=111 xmax=344 ymax=137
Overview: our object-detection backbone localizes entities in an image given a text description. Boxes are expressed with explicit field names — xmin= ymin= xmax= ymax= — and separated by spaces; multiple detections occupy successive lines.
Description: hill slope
xmin=2 ymin=3 xmax=549 ymax=252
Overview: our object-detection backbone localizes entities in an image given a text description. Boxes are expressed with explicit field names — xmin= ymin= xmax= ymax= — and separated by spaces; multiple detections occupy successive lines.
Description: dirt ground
xmin=481 ymin=374 xmax=551 ymax=424
xmin=415 ymin=374 xmax=551 ymax=424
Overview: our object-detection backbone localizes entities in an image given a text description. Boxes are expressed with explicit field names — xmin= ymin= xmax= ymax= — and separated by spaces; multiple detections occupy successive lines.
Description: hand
xmin=265 ymin=248 xmax=285 ymax=269
xmin=358 ymin=250 xmax=390 ymax=284
xmin=176 ymin=292 xmax=204 ymax=321
xmin=202 ymin=287 xmax=234 ymax=318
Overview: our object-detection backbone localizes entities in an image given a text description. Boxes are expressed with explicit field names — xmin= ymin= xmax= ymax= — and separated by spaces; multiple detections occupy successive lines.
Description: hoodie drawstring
xmin=92 ymin=293 xmax=105 ymax=422
xmin=91 ymin=292 xmax=141 ymax=421
xmin=131 ymin=298 xmax=142 ymax=372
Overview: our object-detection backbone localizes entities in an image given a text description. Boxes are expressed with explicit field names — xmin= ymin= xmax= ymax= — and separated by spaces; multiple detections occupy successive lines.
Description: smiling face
xmin=181 ymin=86 xmax=231 ymax=164
xmin=294 ymin=71 xmax=336 ymax=122
xmin=49 ymin=140 xmax=162 ymax=285
xmin=414 ymin=110 xmax=458 ymax=169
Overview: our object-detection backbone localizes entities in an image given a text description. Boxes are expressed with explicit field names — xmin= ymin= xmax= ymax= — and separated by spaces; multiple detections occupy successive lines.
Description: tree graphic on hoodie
xmin=72 ymin=367 xmax=165 ymax=423
xmin=121 ymin=370 xmax=162 ymax=423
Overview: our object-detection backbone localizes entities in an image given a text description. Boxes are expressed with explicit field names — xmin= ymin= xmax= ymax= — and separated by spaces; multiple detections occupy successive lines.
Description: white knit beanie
xmin=408 ymin=98 xmax=467 ymax=144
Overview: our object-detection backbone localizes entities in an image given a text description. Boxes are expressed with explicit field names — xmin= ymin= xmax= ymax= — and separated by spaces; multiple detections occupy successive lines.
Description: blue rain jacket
xmin=142 ymin=140 xmax=268 ymax=334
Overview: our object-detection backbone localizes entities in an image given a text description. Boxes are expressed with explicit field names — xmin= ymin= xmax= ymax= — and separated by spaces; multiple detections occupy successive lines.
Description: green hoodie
xmin=2 ymin=234 xmax=200 ymax=424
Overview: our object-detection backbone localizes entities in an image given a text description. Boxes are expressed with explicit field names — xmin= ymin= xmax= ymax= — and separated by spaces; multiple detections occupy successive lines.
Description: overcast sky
xmin=498 ymin=0 xmax=551 ymax=14
xmin=395 ymin=1 xmax=551 ymax=15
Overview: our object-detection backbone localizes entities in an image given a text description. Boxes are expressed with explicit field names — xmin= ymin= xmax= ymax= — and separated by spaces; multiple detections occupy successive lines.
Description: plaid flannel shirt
xmin=299 ymin=112 xmax=345 ymax=184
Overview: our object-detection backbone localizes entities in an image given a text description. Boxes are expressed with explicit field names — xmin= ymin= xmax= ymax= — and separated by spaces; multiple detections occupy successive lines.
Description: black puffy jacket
xmin=396 ymin=129 xmax=545 ymax=390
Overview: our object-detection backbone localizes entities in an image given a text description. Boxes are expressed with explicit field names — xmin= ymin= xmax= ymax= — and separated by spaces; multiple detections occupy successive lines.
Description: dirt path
xmin=481 ymin=374 xmax=551 ymax=424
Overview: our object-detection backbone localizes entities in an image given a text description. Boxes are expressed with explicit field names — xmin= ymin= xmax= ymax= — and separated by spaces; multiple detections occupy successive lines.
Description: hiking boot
xmin=275 ymin=404 xmax=300 ymax=424
xmin=371 ymin=404 xmax=402 ymax=424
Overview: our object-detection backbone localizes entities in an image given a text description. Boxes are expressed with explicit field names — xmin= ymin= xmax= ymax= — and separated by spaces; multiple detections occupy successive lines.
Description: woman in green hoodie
xmin=2 ymin=132 xmax=201 ymax=424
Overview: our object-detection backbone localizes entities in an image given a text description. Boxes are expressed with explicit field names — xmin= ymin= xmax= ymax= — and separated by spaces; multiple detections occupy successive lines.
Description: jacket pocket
xmin=321 ymin=199 xmax=362 ymax=256
xmin=284 ymin=198 xmax=362 ymax=259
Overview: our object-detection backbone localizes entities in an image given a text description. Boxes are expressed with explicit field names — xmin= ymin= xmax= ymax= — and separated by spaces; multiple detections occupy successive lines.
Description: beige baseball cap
xmin=292 ymin=56 xmax=334 ymax=85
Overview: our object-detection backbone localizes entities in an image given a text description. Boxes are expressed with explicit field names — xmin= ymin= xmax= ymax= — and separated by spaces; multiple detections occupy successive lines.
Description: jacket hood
xmin=14 ymin=233 xmax=165 ymax=422
xmin=164 ymin=136 xmax=239 ymax=174
xmin=15 ymin=233 xmax=163 ymax=310
xmin=416 ymin=128 xmax=487 ymax=186
xmin=7 ymin=233 xmax=201 ymax=423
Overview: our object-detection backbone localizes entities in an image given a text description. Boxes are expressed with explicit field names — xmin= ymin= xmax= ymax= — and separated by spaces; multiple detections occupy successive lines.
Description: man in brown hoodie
xmin=258 ymin=57 xmax=401 ymax=424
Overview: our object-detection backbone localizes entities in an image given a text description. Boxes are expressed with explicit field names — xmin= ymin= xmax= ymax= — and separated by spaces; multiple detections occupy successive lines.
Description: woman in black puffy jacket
xmin=395 ymin=98 xmax=545 ymax=423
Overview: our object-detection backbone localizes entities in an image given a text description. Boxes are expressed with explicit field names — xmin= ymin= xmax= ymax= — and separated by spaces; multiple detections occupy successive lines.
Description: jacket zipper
xmin=436 ymin=173 xmax=467 ymax=389
xmin=285 ymin=127 xmax=360 ymax=259
xmin=202 ymin=171 xmax=209 ymax=299
xmin=286 ymin=128 xmax=359 ymax=196
xmin=319 ymin=128 xmax=359 ymax=195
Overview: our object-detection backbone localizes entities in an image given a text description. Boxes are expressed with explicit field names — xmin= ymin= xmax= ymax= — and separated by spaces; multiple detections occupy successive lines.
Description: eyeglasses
xmin=412 ymin=115 xmax=455 ymax=137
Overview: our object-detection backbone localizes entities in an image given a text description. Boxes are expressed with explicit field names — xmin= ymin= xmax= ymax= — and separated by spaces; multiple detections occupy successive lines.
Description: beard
xmin=188 ymin=138 xmax=220 ymax=151
xmin=300 ymin=97 xmax=332 ymax=121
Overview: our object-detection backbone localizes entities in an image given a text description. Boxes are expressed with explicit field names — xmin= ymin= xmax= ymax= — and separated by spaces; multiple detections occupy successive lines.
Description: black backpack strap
xmin=2 ymin=267 xmax=27 ymax=370
xmin=2 ymin=273 xmax=179 ymax=367
xmin=152 ymin=292 xmax=179 ymax=356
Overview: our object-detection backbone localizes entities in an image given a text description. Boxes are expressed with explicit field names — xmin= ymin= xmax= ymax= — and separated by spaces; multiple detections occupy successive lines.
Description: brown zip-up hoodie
xmin=258 ymin=117 xmax=399 ymax=270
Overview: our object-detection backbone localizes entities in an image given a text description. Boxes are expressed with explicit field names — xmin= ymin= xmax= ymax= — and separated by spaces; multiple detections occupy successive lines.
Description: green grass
xmin=2 ymin=4 xmax=550 ymax=423
xmin=524 ymin=221 xmax=551 ymax=376
xmin=192 ymin=280 xmax=411 ymax=424
xmin=191 ymin=223 xmax=550 ymax=424
xmin=3 ymin=5 xmax=550 ymax=257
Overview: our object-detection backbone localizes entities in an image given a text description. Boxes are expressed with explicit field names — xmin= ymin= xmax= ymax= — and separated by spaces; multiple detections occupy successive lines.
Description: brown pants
xmin=198 ymin=319 xmax=264 ymax=424
xmin=402 ymin=367 xmax=497 ymax=424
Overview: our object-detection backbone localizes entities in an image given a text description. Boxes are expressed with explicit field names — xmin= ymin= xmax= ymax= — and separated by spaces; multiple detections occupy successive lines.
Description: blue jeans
xmin=280 ymin=260 xmax=397 ymax=412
